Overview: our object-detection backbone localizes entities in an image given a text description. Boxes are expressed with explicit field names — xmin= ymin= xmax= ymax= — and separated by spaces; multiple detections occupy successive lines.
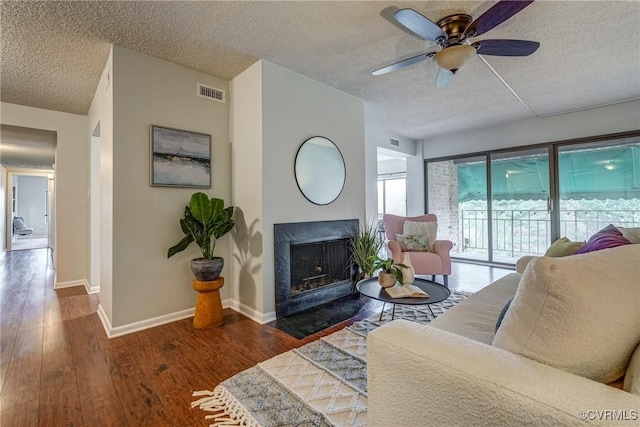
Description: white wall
xmin=377 ymin=159 xmax=406 ymax=175
xmin=229 ymin=61 xmax=264 ymax=317
xmin=364 ymin=126 xmax=378 ymax=221
xmin=88 ymin=48 xmax=114 ymax=319
xmin=423 ymin=99 xmax=640 ymax=158
xmin=1 ymin=102 xmax=89 ymax=285
xmin=0 ymin=165 xmax=6 ymax=251
xmin=230 ymin=59 xmax=366 ymax=321
xmin=15 ymin=175 xmax=48 ymax=236
xmin=109 ymin=46 xmax=230 ymax=328
xmin=406 ymin=141 xmax=425 ymax=216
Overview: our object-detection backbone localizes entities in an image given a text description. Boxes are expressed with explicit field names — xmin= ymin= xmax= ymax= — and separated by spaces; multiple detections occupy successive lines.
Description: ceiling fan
xmin=373 ymin=0 xmax=540 ymax=87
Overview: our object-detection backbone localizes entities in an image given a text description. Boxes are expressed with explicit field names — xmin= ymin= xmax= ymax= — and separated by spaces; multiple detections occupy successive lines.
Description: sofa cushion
xmin=618 ymin=226 xmax=640 ymax=244
xmin=494 ymin=297 xmax=513 ymax=332
xmin=574 ymin=224 xmax=631 ymax=254
xmin=430 ymin=273 xmax=520 ymax=345
xmin=544 ymin=237 xmax=584 ymax=257
xmin=493 ymin=244 xmax=640 ymax=384
xmin=624 ymin=343 xmax=640 ymax=396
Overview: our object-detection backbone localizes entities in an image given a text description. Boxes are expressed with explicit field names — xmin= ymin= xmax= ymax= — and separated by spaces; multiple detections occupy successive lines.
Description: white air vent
xmin=390 ymin=138 xmax=400 ymax=147
xmin=197 ymin=83 xmax=225 ymax=103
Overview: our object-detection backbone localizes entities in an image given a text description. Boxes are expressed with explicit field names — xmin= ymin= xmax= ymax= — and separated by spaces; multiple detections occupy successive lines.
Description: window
xmin=378 ymin=175 xmax=407 ymax=219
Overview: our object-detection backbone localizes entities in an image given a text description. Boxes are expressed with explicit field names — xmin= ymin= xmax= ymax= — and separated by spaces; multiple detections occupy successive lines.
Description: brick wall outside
xmin=426 ymin=161 xmax=461 ymax=253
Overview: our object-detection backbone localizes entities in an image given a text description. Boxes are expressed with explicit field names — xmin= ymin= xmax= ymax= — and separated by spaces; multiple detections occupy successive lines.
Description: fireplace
xmin=274 ymin=219 xmax=358 ymax=318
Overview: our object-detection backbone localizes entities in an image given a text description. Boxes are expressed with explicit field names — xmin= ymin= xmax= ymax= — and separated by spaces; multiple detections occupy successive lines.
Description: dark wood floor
xmin=0 ymin=248 xmax=513 ymax=426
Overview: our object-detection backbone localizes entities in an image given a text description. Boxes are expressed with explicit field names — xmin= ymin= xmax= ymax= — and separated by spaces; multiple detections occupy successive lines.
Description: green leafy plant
xmin=349 ymin=220 xmax=384 ymax=278
xmin=369 ymin=256 xmax=407 ymax=283
xmin=168 ymin=192 xmax=235 ymax=260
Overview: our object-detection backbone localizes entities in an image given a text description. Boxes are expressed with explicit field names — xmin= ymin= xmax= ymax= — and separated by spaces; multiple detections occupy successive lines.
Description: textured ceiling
xmin=0 ymin=125 xmax=56 ymax=169
xmin=1 ymin=1 xmax=639 ymax=141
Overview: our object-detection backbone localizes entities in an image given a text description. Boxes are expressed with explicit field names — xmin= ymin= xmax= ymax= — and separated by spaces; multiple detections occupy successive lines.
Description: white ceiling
xmin=1 ymin=1 xmax=639 ymax=141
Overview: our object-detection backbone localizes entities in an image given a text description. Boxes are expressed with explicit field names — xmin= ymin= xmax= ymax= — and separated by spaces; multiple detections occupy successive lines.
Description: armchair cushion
xmin=401 ymin=220 xmax=437 ymax=251
xmin=493 ymin=244 xmax=640 ymax=384
xmin=13 ymin=216 xmax=27 ymax=230
xmin=396 ymin=233 xmax=430 ymax=252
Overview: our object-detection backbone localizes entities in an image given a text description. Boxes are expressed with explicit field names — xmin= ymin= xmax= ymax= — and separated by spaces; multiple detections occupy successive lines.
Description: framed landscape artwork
xmin=150 ymin=125 xmax=211 ymax=188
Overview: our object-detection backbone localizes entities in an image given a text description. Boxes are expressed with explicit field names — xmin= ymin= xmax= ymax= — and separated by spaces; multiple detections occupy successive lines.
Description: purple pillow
xmin=574 ymin=224 xmax=631 ymax=254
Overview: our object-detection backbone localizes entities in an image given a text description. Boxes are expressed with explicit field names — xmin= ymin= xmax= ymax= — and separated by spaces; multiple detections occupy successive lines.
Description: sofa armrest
xmin=368 ymin=320 xmax=640 ymax=427
xmin=515 ymin=255 xmax=538 ymax=273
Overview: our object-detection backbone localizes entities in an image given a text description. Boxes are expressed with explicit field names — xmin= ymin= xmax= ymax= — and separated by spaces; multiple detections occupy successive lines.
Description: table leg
xmin=379 ymin=302 xmax=386 ymax=322
xmin=392 ymin=304 xmax=396 ymax=320
xmin=428 ymin=305 xmax=435 ymax=319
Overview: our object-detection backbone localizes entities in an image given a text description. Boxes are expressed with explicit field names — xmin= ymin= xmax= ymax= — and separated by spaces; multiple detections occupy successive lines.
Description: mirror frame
xmin=294 ymin=136 xmax=346 ymax=205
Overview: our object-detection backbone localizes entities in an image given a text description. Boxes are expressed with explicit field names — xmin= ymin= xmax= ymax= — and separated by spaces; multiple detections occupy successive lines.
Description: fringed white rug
xmin=192 ymin=291 xmax=470 ymax=426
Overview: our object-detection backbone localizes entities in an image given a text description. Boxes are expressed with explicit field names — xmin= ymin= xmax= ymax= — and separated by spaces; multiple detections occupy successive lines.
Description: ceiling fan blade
xmin=472 ymin=39 xmax=540 ymax=56
xmin=394 ymin=9 xmax=447 ymax=42
xmin=372 ymin=52 xmax=435 ymax=76
xmin=436 ymin=68 xmax=454 ymax=88
xmin=464 ymin=0 xmax=535 ymax=38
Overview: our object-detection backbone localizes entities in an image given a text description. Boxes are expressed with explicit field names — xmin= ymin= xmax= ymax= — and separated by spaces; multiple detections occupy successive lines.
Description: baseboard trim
xmin=84 ymin=281 xmax=100 ymax=294
xmin=97 ymin=305 xmax=195 ymax=339
xmin=224 ymin=299 xmax=276 ymax=324
xmin=95 ymin=299 xmax=275 ymax=339
xmin=54 ymin=279 xmax=89 ymax=290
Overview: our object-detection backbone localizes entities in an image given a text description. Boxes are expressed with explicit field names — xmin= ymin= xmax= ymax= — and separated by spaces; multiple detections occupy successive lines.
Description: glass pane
xmin=377 ymin=180 xmax=384 ymax=219
xmin=558 ymin=137 xmax=640 ymax=241
xmin=428 ymin=156 xmax=488 ymax=261
xmin=384 ymin=179 xmax=406 ymax=216
xmin=490 ymin=148 xmax=550 ymax=263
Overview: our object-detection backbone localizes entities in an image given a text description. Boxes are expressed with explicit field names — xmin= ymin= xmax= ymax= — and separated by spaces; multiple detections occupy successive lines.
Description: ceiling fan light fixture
xmin=434 ymin=45 xmax=476 ymax=72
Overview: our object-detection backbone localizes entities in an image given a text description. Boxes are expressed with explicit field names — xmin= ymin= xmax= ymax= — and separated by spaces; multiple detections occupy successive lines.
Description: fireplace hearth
xmin=274 ymin=219 xmax=358 ymax=318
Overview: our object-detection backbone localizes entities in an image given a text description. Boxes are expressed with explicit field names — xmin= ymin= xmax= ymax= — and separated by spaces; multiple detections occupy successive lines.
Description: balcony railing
xmin=460 ymin=209 xmax=640 ymax=258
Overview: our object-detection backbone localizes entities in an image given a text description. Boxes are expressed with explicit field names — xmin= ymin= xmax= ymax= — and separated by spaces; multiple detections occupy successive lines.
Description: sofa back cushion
xmin=619 ymin=227 xmax=640 ymax=244
xmin=493 ymin=244 xmax=640 ymax=384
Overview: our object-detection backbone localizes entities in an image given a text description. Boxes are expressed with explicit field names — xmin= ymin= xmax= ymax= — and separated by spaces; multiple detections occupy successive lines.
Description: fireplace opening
xmin=274 ymin=219 xmax=359 ymax=318
xmin=290 ymin=238 xmax=351 ymax=296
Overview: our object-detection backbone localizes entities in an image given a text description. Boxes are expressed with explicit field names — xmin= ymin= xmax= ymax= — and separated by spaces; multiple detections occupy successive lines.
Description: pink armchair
xmin=382 ymin=214 xmax=453 ymax=287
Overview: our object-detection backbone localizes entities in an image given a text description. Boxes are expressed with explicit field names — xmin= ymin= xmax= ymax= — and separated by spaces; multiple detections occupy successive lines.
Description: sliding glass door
xmin=557 ymin=137 xmax=640 ymax=240
xmin=427 ymin=156 xmax=488 ymax=261
xmin=425 ymin=131 xmax=640 ymax=266
xmin=490 ymin=148 xmax=551 ymax=263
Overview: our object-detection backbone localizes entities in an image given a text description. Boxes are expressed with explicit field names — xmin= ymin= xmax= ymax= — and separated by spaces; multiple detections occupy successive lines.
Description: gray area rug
xmin=192 ymin=291 xmax=469 ymax=426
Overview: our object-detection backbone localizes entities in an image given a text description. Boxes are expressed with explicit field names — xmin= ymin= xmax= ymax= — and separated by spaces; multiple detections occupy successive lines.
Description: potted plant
xmin=369 ymin=256 xmax=406 ymax=288
xmin=349 ymin=220 xmax=384 ymax=283
xmin=168 ymin=192 xmax=235 ymax=281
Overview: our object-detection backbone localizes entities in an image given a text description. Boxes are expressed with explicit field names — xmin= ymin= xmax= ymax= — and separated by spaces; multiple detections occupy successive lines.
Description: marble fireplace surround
xmin=274 ymin=219 xmax=358 ymax=318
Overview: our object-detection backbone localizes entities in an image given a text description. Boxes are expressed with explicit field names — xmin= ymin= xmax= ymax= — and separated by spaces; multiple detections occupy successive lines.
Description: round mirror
xmin=295 ymin=136 xmax=346 ymax=205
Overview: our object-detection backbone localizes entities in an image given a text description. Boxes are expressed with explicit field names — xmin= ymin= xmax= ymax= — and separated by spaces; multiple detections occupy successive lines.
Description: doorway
xmin=7 ymin=171 xmax=54 ymax=251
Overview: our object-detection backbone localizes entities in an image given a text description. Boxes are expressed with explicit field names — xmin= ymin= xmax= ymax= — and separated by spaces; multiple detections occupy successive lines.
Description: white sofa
xmin=368 ymin=245 xmax=640 ymax=426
